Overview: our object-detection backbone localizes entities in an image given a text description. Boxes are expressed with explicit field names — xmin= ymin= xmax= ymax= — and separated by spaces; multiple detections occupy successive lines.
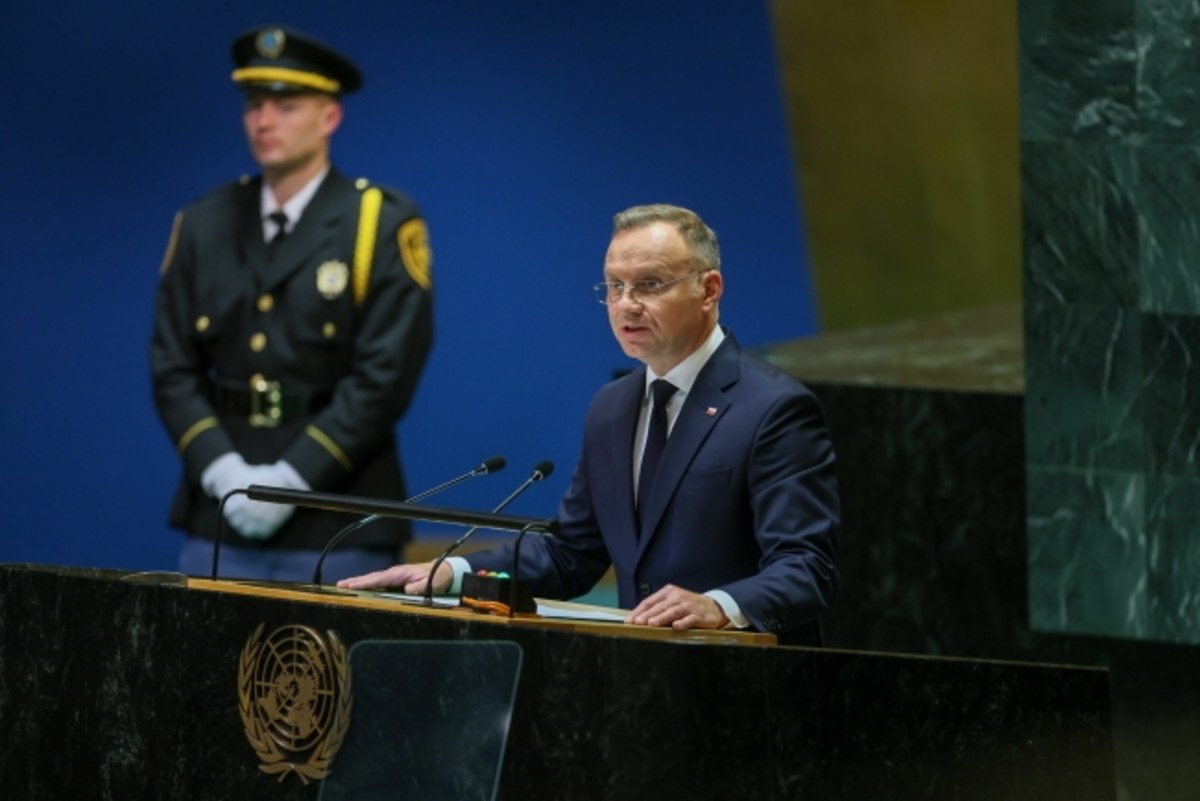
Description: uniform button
xmin=354 ymin=177 xmax=369 ymax=189
xmin=322 ymin=322 xmax=337 ymax=339
xmin=637 ymin=583 xmax=651 ymax=597
xmin=195 ymin=315 xmax=210 ymax=333
xmin=249 ymin=332 xmax=267 ymax=352
xmin=257 ymin=294 xmax=274 ymax=313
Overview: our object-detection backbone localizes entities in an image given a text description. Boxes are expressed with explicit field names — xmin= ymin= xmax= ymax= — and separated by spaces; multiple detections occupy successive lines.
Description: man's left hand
xmin=626 ymin=584 xmax=729 ymax=630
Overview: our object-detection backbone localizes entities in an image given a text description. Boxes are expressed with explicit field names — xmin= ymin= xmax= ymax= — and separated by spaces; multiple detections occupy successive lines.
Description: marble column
xmin=1021 ymin=0 xmax=1200 ymax=644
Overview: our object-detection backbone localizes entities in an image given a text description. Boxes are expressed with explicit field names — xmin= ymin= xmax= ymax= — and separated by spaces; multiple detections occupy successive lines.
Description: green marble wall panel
xmin=1024 ymin=301 xmax=1143 ymax=472
xmin=1139 ymin=146 xmax=1200 ymax=313
xmin=1138 ymin=1 xmax=1200 ymax=143
xmin=1027 ymin=466 xmax=1148 ymax=639
xmin=1022 ymin=142 xmax=1138 ymax=307
xmin=1022 ymin=0 xmax=1200 ymax=646
xmin=1142 ymin=314 xmax=1200 ymax=476
xmin=1019 ymin=1 xmax=1135 ymax=141
xmin=1145 ymin=475 xmax=1200 ymax=641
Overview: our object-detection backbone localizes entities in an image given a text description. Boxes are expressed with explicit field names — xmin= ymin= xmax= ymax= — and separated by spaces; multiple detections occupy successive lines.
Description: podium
xmin=318 ymin=640 xmax=523 ymax=801
xmin=0 ymin=564 xmax=1114 ymax=800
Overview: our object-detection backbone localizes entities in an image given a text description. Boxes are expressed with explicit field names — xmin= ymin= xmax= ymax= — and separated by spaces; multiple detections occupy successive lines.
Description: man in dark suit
xmin=152 ymin=25 xmax=434 ymax=581
xmin=339 ymin=204 xmax=837 ymax=642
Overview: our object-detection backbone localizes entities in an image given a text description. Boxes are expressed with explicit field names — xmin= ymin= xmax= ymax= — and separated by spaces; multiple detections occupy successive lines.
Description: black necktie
xmin=267 ymin=211 xmax=289 ymax=247
xmin=637 ymin=379 xmax=677 ymax=523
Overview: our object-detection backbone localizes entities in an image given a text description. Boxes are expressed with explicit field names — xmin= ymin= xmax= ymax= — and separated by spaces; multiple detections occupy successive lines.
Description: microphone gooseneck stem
xmin=423 ymin=465 xmax=550 ymax=603
xmin=312 ymin=457 xmax=506 ymax=585
xmin=311 ymin=516 xmax=373 ymax=586
xmin=423 ymin=525 xmax=480 ymax=604
xmin=345 ymin=460 xmax=500 ymax=530
xmin=211 ymin=488 xmax=249 ymax=581
xmin=508 ymin=524 xmax=538 ymax=617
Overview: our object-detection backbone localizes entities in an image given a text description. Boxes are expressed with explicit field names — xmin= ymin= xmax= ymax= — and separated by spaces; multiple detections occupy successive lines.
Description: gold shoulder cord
xmin=352 ymin=187 xmax=382 ymax=306
xmin=299 ymin=186 xmax=382 ymax=473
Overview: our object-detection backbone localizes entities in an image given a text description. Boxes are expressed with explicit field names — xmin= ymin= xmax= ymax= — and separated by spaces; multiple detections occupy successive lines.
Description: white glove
xmin=221 ymin=460 xmax=310 ymax=541
xmin=260 ymin=460 xmax=310 ymax=492
xmin=200 ymin=452 xmax=255 ymax=500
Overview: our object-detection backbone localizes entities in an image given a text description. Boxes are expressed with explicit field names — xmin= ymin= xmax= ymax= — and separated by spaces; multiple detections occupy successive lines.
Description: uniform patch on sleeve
xmin=397 ymin=218 xmax=433 ymax=290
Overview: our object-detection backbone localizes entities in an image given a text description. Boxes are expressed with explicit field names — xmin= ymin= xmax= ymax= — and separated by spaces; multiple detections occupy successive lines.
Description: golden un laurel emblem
xmin=238 ymin=623 xmax=352 ymax=783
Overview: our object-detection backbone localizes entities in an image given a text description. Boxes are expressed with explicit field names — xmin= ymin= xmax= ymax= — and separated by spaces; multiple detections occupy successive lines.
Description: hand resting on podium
xmin=336 ymin=562 xmax=731 ymax=630
xmin=338 ymin=560 xmax=450 ymax=597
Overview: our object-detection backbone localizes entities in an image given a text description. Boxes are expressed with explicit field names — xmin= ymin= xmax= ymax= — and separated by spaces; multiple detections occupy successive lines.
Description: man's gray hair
xmin=612 ymin=204 xmax=721 ymax=272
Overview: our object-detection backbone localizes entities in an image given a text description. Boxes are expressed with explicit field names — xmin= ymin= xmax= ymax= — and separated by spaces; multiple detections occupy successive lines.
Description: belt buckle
xmin=248 ymin=374 xmax=283 ymax=429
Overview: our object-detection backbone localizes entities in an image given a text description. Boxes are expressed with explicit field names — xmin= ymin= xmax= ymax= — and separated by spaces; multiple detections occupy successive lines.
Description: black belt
xmin=213 ymin=378 xmax=332 ymax=428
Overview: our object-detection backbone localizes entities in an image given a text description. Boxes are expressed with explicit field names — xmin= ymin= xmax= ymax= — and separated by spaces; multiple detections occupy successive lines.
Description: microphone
xmin=423 ymin=460 xmax=554 ymax=604
xmin=210 ymin=488 xmax=247 ymax=581
xmin=310 ymin=455 xmax=506 ymax=585
xmin=242 ymin=485 xmax=556 ymax=531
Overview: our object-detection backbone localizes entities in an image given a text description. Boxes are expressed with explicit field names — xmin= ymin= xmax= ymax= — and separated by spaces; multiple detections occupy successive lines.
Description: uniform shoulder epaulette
xmin=352 ymin=178 xmax=416 ymax=206
xmin=350 ymin=178 xmax=431 ymax=293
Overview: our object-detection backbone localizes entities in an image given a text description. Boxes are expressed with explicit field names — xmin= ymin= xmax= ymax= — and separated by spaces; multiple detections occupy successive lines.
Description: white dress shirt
xmin=260 ymin=165 xmax=330 ymax=240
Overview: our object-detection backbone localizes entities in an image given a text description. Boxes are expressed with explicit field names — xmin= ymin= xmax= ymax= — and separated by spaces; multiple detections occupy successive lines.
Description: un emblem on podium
xmin=238 ymin=623 xmax=352 ymax=783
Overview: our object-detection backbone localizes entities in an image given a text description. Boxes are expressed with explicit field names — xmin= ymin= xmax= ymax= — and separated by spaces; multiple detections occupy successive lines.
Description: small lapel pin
xmin=705 ymin=407 xmax=718 ymax=416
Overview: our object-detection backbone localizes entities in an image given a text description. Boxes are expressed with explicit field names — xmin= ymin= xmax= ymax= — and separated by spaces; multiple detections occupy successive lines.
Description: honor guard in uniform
xmin=151 ymin=25 xmax=434 ymax=581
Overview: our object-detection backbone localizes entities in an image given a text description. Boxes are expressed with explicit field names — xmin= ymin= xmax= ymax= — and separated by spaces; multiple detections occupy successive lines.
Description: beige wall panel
xmin=771 ymin=0 xmax=1020 ymax=331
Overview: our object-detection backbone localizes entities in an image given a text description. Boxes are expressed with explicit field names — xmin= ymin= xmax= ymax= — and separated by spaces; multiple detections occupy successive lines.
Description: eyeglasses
xmin=593 ymin=270 xmax=711 ymax=305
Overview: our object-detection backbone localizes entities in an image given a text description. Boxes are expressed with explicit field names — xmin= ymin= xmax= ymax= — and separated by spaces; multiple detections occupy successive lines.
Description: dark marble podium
xmin=0 ymin=563 xmax=1113 ymax=801
xmin=758 ymin=304 xmax=1200 ymax=801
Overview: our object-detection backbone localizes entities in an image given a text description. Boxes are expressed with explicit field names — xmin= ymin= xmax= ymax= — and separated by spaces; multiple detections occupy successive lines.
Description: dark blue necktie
xmin=637 ymin=379 xmax=677 ymax=527
xmin=268 ymin=211 xmax=289 ymax=247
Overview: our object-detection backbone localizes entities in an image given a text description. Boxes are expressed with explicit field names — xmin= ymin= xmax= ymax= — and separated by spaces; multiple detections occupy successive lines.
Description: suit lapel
xmin=255 ymin=170 xmax=349 ymax=293
xmin=600 ymin=371 xmax=645 ymax=546
xmin=637 ymin=337 xmax=740 ymax=554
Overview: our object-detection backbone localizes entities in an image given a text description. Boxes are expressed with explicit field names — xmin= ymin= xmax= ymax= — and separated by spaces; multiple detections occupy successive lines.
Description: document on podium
xmin=372 ymin=591 xmax=628 ymax=622
xmin=534 ymin=598 xmax=627 ymax=623
xmin=376 ymin=591 xmax=459 ymax=608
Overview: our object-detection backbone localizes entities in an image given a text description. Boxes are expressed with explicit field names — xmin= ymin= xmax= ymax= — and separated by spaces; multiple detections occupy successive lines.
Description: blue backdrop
xmin=0 ymin=0 xmax=816 ymax=570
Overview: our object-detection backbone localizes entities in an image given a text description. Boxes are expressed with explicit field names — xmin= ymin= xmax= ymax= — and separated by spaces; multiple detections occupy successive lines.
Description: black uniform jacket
xmin=151 ymin=168 xmax=434 ymax=551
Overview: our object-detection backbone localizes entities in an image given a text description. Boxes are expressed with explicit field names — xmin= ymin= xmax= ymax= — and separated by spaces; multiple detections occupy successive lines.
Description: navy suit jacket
xmin=469 ymin=333 xmax=839 ymax=644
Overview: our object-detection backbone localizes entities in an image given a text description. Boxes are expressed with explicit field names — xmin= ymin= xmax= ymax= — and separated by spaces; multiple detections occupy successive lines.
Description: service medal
xmin=316 ymin=260 xmax=350 ymax=300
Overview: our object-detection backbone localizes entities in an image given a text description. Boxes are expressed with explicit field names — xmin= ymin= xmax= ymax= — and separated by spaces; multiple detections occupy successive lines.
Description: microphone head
xmin=532 ymin=460 xmax=554 ymax=480
xmin=480 ymin=455 xmax=507 ymax=474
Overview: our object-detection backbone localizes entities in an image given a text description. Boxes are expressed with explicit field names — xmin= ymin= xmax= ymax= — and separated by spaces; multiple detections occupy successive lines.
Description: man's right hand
xmin=337 ymin=561 xmax=453 ymax=595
